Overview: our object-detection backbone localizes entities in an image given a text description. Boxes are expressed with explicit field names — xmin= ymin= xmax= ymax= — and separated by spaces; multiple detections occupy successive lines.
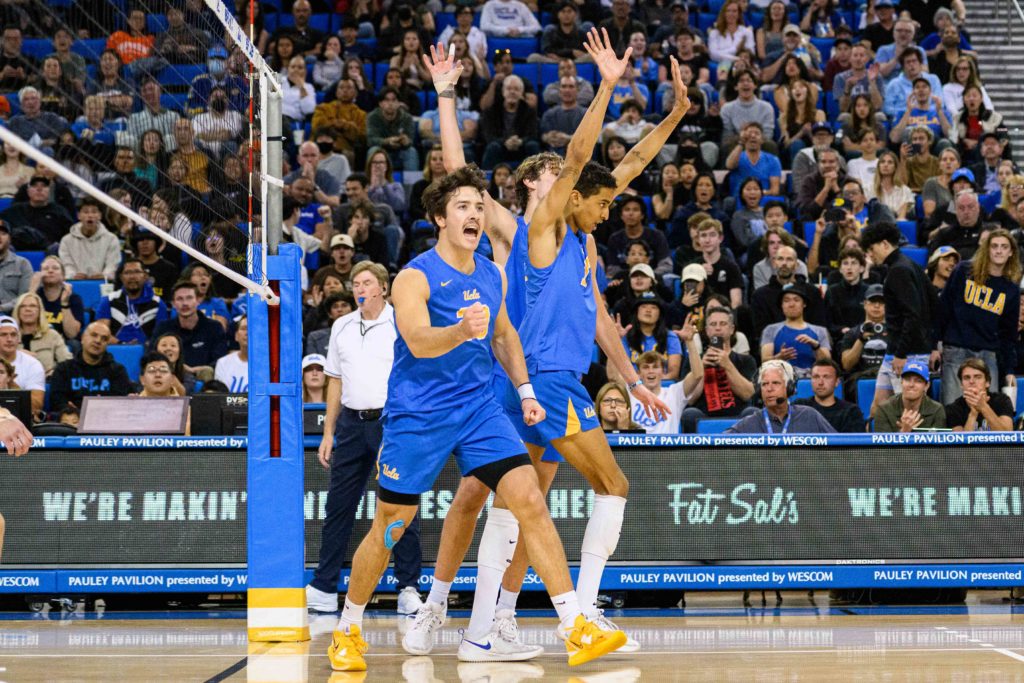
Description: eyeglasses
xmin=601 ymin=397 xmax=627 ymax=407
xmin=494 ymin=48 xmax=511 ymax=56
xmin=144 ymin=366 xmax=171 ymax=375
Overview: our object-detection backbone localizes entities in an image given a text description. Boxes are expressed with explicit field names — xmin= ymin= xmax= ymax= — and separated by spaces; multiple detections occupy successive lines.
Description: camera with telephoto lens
xmin=861 ymin=321 xmax=885 ymax=336
xmin=824 ymin=206 xmax=847 ymax=224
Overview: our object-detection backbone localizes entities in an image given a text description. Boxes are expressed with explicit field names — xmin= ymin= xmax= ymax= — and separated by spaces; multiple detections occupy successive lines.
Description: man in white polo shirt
xmin=305 ymin=261 xmax=423 ymax=615
xmin=0 ymin=316 xmax=45 ymax=419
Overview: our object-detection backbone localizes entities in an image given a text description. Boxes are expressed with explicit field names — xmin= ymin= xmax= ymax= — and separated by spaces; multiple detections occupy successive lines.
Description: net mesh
xmin=2 ymin=0 xmax=265 ymax=295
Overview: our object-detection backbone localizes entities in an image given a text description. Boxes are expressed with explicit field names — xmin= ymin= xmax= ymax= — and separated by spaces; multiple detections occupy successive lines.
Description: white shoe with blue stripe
xmin=457 ymin=610 xmax=544 ymax=662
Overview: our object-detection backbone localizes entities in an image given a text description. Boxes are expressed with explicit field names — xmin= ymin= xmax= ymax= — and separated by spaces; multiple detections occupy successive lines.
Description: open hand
xmin=668 ymin=56 xmax=691 ymax=115
xmin=584 ymin=27 xmax=633 ymax=85
xmin=629 ymin=382 xmax=670 ymax=420
xmin=423 ymin=42 xmax=463 ymax=95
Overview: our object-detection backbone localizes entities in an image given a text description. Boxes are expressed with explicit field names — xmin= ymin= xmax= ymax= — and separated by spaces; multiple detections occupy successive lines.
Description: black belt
xmin=344 ymin=407 xmax=383 ymax=421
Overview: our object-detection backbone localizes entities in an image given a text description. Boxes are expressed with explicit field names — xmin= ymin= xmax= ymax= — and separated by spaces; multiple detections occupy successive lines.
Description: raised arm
xmin=391 ymin=268 xmax=482 ymax=358
xmin=424 ymin=42 xmax=518 ymax=262
xmin=611 ymin=56 xmax=690 ymax=195
xmin=529 ymin=28 xmax=629 ymax=245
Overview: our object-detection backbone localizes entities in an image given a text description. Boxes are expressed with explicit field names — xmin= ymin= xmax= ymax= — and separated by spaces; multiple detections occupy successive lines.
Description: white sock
xmin=338 ymin=597 xmax=365 ymax=631
xmin=576 ymin=495 xmax=626 ymax=615
xmin=496 ymin=588 xmax=519 ymax=614
xmin=466 ymin=507 xmax=519 ymax=640
xmin=552 ymin=590 xmax=581 ymax=629
xmin=427 ymin=578 xmax=452 ymax=607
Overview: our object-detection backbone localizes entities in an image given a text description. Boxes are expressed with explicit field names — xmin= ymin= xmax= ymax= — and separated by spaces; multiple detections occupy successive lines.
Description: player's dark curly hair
xmin=574 ymin=161 xmax=617 ymax=198
xmin=422 ymin=164 xmax=488 ymax=229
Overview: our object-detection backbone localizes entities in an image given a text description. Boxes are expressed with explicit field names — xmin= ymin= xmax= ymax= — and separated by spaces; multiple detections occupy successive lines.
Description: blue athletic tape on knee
xmin=384 ymin=519 xmax=406 ymax=550
xmin=580 ymin=495 xmax=625 ymax=559
xmin=478 ymin=507 xmax=519 ymax=571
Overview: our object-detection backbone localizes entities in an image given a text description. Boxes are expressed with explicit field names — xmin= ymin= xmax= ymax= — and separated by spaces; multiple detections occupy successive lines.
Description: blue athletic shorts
xmin=502 ymin=370 xmax=600 ymax=461
xmin=377 ymin=396 xmax=527 ymax=496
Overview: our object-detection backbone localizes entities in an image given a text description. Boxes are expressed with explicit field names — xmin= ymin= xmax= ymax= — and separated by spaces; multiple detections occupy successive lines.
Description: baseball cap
xmin=979 ymin=131 xmax=1005 ymax=145
xmin=928 ymin=244 xmax=960 ymax=266
xmin=629 ymin=263 xmax=656 ymax=280
xmin=811 ymin=122 xmax=833 ymax=135
xmin=901 ymin=358 xmax=930 ymax=382
xmin=330 ymin=233 xmax=355 ymax=249
xmin=783 ymin=24 xmax=802 ymax=36
xmin=633 ymin=291 xmax=664 ymax=311
xmin=681 ymin=263 xmax=707 ymax=282
xmin=0 ymin=315 xmax=19 ymax=332
xmin=208 ymin=45 xmax=229 ymax=60
xmin=875 ymin=0 xmax=894 ymax=7
xmin=302 ymin=353 xmax=327 ymax=370
xmin=863 ymin=284 xmax=885 ymax=301
xmin=669 ymin=0 xmax=691 ymax=9
xmin=132 ymin=227 xmax=161 ymax=244
xmin=778 ymin=281 xmax=812 ymax=306
xmin=950 ymin=168 xmax=975 ymax=184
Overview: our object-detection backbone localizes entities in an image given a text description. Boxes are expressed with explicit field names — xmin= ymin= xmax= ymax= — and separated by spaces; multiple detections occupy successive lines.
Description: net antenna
xmin=204 ymin=0 xmax=284 ymax=279
xmin=0 ymin=126 xmax=278 ymax=305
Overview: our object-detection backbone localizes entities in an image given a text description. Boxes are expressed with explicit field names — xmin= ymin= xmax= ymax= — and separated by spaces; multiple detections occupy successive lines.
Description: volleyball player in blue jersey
xmin=401 ymin=34 xmax=691 ymax=661
xmin=327 ymin=166 xmax=628 ymax=672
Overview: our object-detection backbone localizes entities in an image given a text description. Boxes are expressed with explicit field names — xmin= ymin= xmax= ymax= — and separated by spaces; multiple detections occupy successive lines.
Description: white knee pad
xmin=477 ymin=507 xmax=519 ymax=572
xmin=580 ymin=495 xmax=625 ymax=560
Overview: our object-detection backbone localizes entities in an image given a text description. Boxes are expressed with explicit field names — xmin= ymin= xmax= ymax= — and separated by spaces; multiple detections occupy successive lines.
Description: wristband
xmin=439 ymin=86 xmax=455 ymax=99
xmin=517 ymin=382 xmax=536 ymax=402
xmin=626 ymin=379 xmax=642 ymax=392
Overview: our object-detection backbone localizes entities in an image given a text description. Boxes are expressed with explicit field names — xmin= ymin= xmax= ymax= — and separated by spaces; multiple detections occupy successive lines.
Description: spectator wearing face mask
xmin=192 ymin=86 xmax=245 ymax=160
xmin=188 ymin=46 xmax=248 ymax=117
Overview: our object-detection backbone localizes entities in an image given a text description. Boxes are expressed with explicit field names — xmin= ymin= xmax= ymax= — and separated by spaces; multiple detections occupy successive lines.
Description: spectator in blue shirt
xmin=150 ymin=281 xmax=228 ymax=372
xmin=888 ymin=77 xmax=952 ymax=147
xmin=186 ymin=45 xmax=248 ymax=116
xmin=725 ymin=121 xmax=782 ymax=197
xmin=617 ymin=292 xmax=684 ymax=380
xmin=883 ymin=49 xmax=943 ymax=121
xmin=760 ymin=282 xmax=832 ymax=378
xmin=94 ymin=258 xmax=169 ymax=345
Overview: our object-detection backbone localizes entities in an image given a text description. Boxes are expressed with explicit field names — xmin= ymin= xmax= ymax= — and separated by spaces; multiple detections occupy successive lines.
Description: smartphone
xmin=911 ymin=143 xmax=922 ymax=155
xmin=683 ymin=281 xmax=698 ymax=295
xmin=709 ymin=336 xmax=724 ymax=349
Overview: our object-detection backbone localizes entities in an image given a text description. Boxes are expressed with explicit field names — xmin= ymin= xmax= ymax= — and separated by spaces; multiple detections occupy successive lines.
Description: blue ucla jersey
xmin=519 ymin=226 xmax=596 ymax=375
xmin=386 ymin=248 xmax=504 ymax=414
xmin=491 ymin=216 xmax=530 ymax=384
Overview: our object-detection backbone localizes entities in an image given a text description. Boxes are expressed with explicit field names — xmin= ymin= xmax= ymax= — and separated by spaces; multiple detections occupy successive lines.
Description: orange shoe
xmin=563 ymin=614 xmax=627 ymax=666
xmin=328 ymin=624 xmax=369 ymax=671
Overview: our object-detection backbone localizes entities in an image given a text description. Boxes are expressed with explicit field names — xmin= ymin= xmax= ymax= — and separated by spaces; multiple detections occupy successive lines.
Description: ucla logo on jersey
xmin=580 ymin=253 xmax=591 ymax=288
xmin=463 ymin=289 xmax=481 ymax=301
xmin=382 ymin=464 xmax=400 ymax=481
xmin=963 ymin=279 xmax=1006 ymax=314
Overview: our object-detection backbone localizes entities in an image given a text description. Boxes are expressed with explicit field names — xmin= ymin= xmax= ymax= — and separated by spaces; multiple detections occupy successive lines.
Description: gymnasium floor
xmin=2 ymin=591 xmax=1024 ymax=682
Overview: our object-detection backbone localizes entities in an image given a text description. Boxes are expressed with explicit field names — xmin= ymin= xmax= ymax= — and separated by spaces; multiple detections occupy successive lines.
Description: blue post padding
xmin=247 ymin=244 xmax=306 ymax=590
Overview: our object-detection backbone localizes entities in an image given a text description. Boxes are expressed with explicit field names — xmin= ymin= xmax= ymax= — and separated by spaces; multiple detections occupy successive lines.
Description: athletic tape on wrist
xmin=517 ymin=383 xmax=536 ymax=402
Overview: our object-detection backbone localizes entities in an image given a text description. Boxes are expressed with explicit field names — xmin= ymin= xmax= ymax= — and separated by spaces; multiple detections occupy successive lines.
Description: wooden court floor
xmin=2 ymin=591 xmax=1024 ymax=682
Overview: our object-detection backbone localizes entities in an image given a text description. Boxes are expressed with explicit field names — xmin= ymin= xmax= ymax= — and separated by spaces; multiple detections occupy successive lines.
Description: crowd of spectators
xmin=0 ymin=0 xmax=1020 ymax=435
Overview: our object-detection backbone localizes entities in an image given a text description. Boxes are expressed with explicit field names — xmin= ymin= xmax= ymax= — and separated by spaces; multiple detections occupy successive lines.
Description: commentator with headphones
xmin=725 ymin=360 xmax=836 ymax=434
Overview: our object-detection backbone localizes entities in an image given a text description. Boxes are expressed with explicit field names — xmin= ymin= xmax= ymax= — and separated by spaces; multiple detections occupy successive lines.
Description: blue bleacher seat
xmin=696 ymin=418 xmax=737 ymax=434
xmin=157 ymin=64 xmax=207 ymax=89
xmin=146 ymin=14 xmax=168 ymax=34
xmin=511 ymin=63 xmax=540 ymax=88
xmin=108 ymin=344 xmax=144 ymax=382
xmin=803 ymin=221 xmax=816 ymax=245
xmin=3 ymin=91 xmax=18 ymax=116
xmin=22 ymin=39 xmax=53 ymax=60
xmin=903 ymin=247 xmax=927 ymax=267
xmin=697 ymin=12 xmax=716 ymax=31
xmin=930 ymin=377 xmax=942 ymax=401
xmin=489 ymin=37 xmax=539 ymax=60
xmin=160 ymin=93 xmax=188 ymax=113
xmin=0 ymin=198 xmax=11 ymax=213
xmin=857 ymin=378 xmax=876 ymax=422
xmin=374 ymin=61 xmax=389 ymax=88
xmin=310 ymin=14 xmax=331 ymax=32
xmin=576 ymin=63 xmax=596 ymax=82
xmin=435 ymin=12 xmax=456 ymax=32
xmin=979 ymin=191 xmax=1001 ymax=215
xmin=760 ymin=195 xmax=785 ymax=206
xmin=810 ymin=37 xmax=834 ymax=62
xmin=1016 ymin=377 xmax=1024 ymax=414
xmin=71 ymin=39 xmax=107 ymax=62
xmin=794 ymin=379 xmax=843 ymax=401
xmin=72 ymin=280 xmax=106 ymax=313
xmin=356 ymin=38 xmax=377 ymax=55
xmin=17 ymin=251 xmax=45 ymax=270
xmin=897 ymin=220 xmax=917 ymax=245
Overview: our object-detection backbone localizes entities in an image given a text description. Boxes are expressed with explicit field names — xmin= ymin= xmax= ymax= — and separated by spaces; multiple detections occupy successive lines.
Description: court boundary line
xmin=935 ymin=626 xmax=1024 ymax=664
xmin=6 ymin=647 xmax=1024 ymax=658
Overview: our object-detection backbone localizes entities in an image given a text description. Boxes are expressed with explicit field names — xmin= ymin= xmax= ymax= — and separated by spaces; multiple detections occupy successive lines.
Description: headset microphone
xmin=774 ymin=397 xmax=787 ymax=406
